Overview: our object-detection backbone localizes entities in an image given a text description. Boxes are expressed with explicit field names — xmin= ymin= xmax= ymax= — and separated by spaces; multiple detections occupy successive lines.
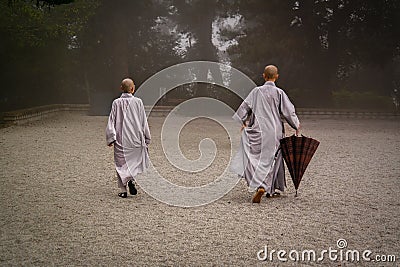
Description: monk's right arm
xmin=106 ymin=101 xmax=117 ymax=146
xmin=233 ymin=98 xmax=252 ymax=128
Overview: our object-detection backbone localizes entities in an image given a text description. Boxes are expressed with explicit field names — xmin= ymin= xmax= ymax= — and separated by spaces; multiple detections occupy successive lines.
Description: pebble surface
xmin=0 ymin=113 xmax=399 ymax=266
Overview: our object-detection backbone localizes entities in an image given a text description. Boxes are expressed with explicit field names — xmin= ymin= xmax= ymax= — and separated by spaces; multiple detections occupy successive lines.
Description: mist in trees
xmin=1 ymin=0 xmax=399 ymax=113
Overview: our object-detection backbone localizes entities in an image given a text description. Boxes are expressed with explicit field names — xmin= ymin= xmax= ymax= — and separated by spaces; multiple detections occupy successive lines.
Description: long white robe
xmin=230 ymin=81 xmax=300 ymax=193
xmin=106 ymin=93 xmax=151 ymax=186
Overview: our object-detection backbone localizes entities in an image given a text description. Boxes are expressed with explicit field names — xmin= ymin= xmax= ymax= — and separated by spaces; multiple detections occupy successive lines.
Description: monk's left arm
xmin=280 ymin=92 xmax=300 ymax=131
xmin=140 ymin=100 xmax=151 ymax=146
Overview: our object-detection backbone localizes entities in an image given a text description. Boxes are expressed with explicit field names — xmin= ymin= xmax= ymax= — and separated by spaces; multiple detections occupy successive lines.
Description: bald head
xmin=263 ymin=65 xmax=279 ymax=81
xmin=121 ymin=78 xmax=135 ymax=93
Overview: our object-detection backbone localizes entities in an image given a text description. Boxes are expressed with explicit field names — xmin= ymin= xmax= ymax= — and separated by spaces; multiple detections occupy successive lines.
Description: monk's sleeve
xmin=233 ymin=91 xmax=253 ymax=125
xmin=140 ymin=100 xmax=151 ymax=146
xmin=280 ymin=92 xmax=300 ymax=130
xmin=105 ymin=101 xmax=117 ymax=145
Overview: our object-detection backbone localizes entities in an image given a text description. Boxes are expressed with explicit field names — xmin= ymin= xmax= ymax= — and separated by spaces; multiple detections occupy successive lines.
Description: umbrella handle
xmin=291 ymin=133 xmax=306 ymax=137
xmin=295 ymin=126 xmax=301 ymax=136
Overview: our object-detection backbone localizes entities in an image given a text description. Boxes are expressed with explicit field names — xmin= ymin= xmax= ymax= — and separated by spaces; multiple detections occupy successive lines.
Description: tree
xmin=229 ymin=0 xmax=399 ymax=108
xmin=0 ymin=0 xmax=99 ymax=111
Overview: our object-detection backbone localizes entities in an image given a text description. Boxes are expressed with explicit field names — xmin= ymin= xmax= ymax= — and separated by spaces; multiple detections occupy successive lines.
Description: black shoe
xmin=266 ymin=192 xmax=280 ymax=198
xmin=128 ymin=180 xmax=137 ymax=195
xmin=118 ymin=192 xmax=127 ymax=198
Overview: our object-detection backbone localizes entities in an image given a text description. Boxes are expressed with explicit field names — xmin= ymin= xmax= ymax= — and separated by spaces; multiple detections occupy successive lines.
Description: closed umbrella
xmin=280 ymin=135 xmax=320 ymax=196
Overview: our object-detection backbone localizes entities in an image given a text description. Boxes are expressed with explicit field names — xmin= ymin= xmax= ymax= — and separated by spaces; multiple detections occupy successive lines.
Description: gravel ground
xmin=0 ymin=112 xmax=399 ymax=266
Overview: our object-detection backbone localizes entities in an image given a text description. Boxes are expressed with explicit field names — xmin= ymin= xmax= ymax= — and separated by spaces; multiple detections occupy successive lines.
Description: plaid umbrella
xmin=280 ymin=135 xmax=320 ymax=196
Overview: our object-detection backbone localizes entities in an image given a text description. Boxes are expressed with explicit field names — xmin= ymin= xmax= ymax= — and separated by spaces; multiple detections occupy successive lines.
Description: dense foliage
xmin=0 ymin=0 xmax=99 ymax=111
xmin=1 ymin=0 xmax=399 ymax=112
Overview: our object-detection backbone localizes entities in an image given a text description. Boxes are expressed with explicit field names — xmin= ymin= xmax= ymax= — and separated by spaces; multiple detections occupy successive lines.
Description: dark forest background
xmin=1 ymin=0 xmax=399 ymax=113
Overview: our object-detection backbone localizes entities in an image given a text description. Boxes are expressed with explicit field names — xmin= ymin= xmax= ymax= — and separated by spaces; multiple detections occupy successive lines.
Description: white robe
xmin=230 ymin=81 xmax=300 ymax=193
xmin=106 ymin=93 xmax=151 ymax=186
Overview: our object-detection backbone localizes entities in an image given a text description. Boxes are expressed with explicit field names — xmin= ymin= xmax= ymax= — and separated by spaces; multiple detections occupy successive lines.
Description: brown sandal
xmin=252 ymin=187 xmax=265 ymax=203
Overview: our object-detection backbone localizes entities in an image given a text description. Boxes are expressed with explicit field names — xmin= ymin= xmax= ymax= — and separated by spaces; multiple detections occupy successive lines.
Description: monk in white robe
xmin=106 ymin=78 xmax=151 ymax=198
xmin=231 ymin=65 xmax=300 ymax=203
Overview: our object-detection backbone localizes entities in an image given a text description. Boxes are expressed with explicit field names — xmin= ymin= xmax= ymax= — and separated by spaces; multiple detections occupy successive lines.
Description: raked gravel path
xmin=0 ymin=113 xmax=399 ymax=266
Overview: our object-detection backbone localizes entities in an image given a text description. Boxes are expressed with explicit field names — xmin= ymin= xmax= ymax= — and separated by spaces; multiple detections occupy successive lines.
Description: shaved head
xmin=263 ymin=65 xmax=279 ymax=80
xmin=121 ymin=78 xmax=135 ymax=93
